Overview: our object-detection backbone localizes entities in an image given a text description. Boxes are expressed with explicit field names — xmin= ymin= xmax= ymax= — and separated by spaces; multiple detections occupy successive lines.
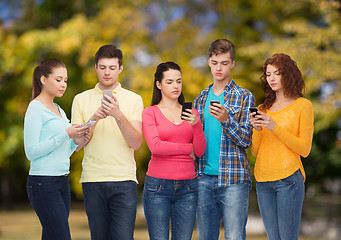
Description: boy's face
xmin=95 ymin=57 xmax=123 ymax=90
xmin=208 ymin=52 xmax=235 ymax=83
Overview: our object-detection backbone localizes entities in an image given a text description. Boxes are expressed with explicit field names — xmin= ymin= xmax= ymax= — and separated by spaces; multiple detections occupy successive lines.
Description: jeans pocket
xmin=144 ymin=179 xmax=161 ymax=193
xmin=279 ymin=170 xmax=300 ymax=185
xmin=27 ymin=176 xmax=57 ymax=187
xmin=186 ymin=179 xmax=198 ymax=192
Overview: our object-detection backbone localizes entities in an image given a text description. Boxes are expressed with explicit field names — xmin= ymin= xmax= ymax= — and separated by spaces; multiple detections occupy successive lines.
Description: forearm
xmin=222 ymin=117 xmax=252 ymax=148
xmin=74 ymin=137 xmax=87 ymax=152
xmin=273 ymin=124 xmax=313 ymax=157
xmin=251 ymin=129 xmax=262 ymax=156
xmin=115 ymin=112 xmax=142 ymax=150
xmin=25 ymin=131 xmax=69 ymax=160
xmin=222 ymin=94 xmax=255 ymax=148
xmin=142 ymin=109 xmax=192 ymax=155
xmin=192 ymin=121 xmax=206 ymax=157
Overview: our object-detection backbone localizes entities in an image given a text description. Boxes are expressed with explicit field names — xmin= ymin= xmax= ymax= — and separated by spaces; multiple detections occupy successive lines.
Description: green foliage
xmin=0 ymin=0 xmax=340 ymax=204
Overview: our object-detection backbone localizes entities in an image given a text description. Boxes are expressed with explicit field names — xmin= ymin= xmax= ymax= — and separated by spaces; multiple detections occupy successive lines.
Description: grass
xmin=0 ymin=204 xmax=322 ymax=240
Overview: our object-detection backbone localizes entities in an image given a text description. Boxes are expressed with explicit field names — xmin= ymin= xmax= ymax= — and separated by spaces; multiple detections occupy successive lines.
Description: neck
xmin=212 ymin=80 xmax=229 ymax=95
xmin=99 ymin=82 xmax=118 ymax=90
xmin=158 ymin=98 xmax=180 ymax=108
xmin=35 ymin=91 xmax=55 ymax=105
xmin=275 ymin=91 xmax=296 ymax=103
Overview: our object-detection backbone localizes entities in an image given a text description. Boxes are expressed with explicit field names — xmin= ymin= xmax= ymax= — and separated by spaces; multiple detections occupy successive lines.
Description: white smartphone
xmin=103 ymin=90 xmax=113 ymax=102
xmin=83 ymin=120 xmax=96 ymax=127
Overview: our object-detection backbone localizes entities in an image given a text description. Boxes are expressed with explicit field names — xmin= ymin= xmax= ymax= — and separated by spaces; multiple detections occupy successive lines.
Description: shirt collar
xmin=94 ymin=83 xmax=122 ymax=94
xmin=225 ymin=79 xmax=236 ymax=91
xmin=200 ymin=79 xmax=236 ymax=97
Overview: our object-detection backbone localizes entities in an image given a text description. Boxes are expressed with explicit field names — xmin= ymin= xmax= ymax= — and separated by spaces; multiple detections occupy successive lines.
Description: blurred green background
xmin=0 ymin=0 xmax=340 ymax=238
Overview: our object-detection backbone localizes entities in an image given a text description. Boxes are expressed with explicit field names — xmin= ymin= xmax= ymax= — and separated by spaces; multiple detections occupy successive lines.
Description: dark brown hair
xmin=95 ymin=45 xmax=123 ymax=66
xmin=209 ymin=39 xmax=235 ymax=61
xmin=32 ymin=59 xmax=66 ymax=99
xmin=260 ymin=53 xmax=306 ymax=111
xmin=151 ymin=62 xmax=185 ymax=106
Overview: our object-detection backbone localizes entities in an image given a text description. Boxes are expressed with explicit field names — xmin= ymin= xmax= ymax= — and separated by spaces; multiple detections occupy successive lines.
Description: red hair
xmin=260 ymin=53 xmax=306 ymax=111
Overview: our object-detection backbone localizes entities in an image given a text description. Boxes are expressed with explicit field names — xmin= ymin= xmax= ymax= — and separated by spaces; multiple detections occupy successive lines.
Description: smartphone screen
xmin=181 ymin=102 xmax=192 ymax=119
xmin=103 ymin=90 xmax=113 ymax=102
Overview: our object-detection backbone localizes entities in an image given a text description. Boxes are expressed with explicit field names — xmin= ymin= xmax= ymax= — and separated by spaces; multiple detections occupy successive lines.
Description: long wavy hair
xmin=259 ymin=53 xmax=306 ymax=111
xmin=151 ymin=62 xmax=185 ymax=106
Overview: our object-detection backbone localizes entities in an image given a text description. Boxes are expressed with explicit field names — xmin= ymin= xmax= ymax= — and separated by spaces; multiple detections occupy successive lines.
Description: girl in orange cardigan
xmin=250 ymin=53 xmax=314 ymax=240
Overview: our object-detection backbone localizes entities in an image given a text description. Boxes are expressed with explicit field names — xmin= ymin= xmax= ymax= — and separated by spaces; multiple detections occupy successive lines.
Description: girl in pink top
xmin=142 ymin=62 xmax=206 ymax=240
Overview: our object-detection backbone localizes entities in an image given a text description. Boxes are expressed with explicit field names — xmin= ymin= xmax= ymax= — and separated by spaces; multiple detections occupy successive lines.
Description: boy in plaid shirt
xmin=194 ymin=39 xmax=255 ymax=240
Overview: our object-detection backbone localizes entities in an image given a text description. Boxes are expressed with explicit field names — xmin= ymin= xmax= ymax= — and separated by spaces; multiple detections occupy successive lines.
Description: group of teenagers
xmin=24 ymin=38 xmax=314 ymax=240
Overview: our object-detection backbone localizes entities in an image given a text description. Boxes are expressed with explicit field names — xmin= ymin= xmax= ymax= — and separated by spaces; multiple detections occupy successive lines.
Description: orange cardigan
xmin=251 ymin=98 xmax=314 ymax=182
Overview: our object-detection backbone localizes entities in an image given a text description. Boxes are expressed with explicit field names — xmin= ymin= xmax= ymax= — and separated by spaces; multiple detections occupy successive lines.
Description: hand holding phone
xmin=181 ymin=102 xmax=192 ymax=120
xmin=249 ymin=107 xmax=260 ymax=117
xmin=103 ymin=90 xmax=113 ymax=102
xmin=210 ymin=100 xmax=220 ymax=106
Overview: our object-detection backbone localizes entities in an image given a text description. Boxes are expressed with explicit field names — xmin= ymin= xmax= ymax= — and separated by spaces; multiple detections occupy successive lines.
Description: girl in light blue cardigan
xmin=24 ymin=59 xmax=89 ymax=240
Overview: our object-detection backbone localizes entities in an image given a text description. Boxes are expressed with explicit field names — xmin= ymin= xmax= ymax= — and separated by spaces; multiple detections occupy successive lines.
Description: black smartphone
xmin=181 ymin=102 xmax=192 ymax=119
xmin=210 ymin=100 xmax=220 ymax=106
xmin=249 ymin=107 xmax=260 ymax=117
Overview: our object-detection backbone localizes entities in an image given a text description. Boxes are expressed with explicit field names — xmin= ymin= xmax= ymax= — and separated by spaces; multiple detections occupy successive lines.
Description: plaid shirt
xmin=194 ymin=79 xmax=255 ymax=187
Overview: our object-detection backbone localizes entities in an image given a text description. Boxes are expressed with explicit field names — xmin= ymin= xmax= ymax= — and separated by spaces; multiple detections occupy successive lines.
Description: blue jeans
xmin=26 ymin=175 xmax=71 ymax=240
xmin=196 ymin=174 xmax=251 ymax=240
xmin=256 ymin=170 xmax=305 ymax=240
xmin=143 ymin=175 xmax=198 ymax=240
xmin=82 ymin=181 xmax=137 ymax=240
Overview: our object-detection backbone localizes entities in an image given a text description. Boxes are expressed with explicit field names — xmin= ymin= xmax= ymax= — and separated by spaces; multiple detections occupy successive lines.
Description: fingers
xmin=209 ymin=104 xmax=226 ymax=118
xmin=84 ymin=132 xmax=91 ymax=142
xmin=103 ymin=94 xmax=114 ymax=103
xmin=95 ymin=107 xmax=108 ymax=119
xmin=182 ymin=109 xmax=198 ymax=125
xmin=209 ymin=105 xmax=225 ymax=120
xmin=102 ymin=94 xmax=117 ymax=105
xmin=101 ymin=95 xmax=119 ymax=117
xmin=72 ymin=124 xmax=91 ymax=138
xmin=181 ymin=109 xmax=191 ymax=118
xmin=211 ymin=102 xmax=220 ymax=108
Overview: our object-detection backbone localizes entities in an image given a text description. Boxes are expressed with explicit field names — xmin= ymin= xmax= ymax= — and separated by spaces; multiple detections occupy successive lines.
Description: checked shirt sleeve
xmin=221 ymin=93 xmax=256 ymax=148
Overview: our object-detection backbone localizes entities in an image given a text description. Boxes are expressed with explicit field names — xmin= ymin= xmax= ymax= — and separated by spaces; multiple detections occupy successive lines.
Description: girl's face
xmin=266 ymin=64 xmax=283 ymax=93
xmin=156 ymin=69 xmax=182 ymax=101
xmin=41 ymin=67 xmax=68 ymax=98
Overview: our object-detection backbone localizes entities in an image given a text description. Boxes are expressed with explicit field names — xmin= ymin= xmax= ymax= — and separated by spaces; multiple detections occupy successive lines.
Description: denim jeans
xmin=196 ymin=174 xmax=251 ymax=240
xmin=26 ymin=175 xmax=71 ymax=240
xmin=82 ymin=181 xmax=137 ymax=240
xmin=143 ymin=175 xmax=198 ymax=240
xmin=256 ymin=170 xmax=305 ymax=240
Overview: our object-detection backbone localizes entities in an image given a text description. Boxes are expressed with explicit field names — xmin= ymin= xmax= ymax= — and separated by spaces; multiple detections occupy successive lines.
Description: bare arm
xmin=102 ymin=94 xmax=142 ymax=150
xmin=116 ymin=117 xmax=142 ymax=150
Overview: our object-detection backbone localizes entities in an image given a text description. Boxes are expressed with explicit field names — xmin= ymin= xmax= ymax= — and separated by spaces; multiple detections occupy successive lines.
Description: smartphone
xmin=210 ymin=100 xmax=220 ymax=106
xmin=103 ymin=90 xmax=113 ymax=102
xmin=181 ymin=102 xmax=192 ymax=120
xmin=83 ymin=120 xmax=96 ymax=127
xmin=249 ymin=107 xmax=260 ymax=117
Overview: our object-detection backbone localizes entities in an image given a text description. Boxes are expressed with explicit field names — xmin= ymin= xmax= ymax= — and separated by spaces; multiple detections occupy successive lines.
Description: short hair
xmin=151 ymin=62 xmax=185 ymax=106
xmin=209 ymin=39 xmax=235 ymax=61
xmin=95 ymin=45 xmax=123 ymax=66
xmin=260 ymin=53 xmax=306 ymax=110
xmin=32 ymin=59 xmax=66 ymax=99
